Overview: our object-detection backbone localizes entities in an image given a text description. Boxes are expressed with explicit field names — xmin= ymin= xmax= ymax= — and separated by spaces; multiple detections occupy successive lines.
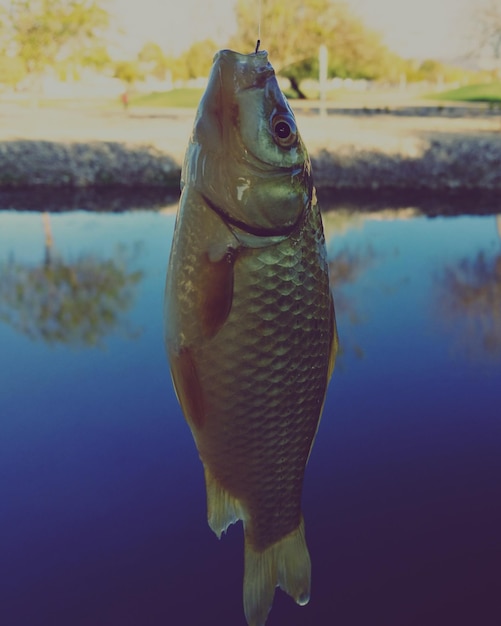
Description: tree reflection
xmin=438 ymin=244 xmax=501 ymax=359
xmin=329 ymin=245 xmax=376 ymax=362
xmin=0 ymin=214 xmax=143 ymax=347
xmin=329 ymin=246 xmax=375 ymax=321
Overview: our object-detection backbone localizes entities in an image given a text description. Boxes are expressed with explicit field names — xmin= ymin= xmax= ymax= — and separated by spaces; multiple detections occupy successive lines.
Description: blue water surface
xmin=1 ymin=208 xmax=500 ymax=626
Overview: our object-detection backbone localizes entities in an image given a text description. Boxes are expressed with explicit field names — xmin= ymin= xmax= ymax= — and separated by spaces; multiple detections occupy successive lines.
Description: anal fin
xmin=204 ymin=466 xmax=245 ymax=538
xmin=243 ymin=517 xmax=311 ymax=626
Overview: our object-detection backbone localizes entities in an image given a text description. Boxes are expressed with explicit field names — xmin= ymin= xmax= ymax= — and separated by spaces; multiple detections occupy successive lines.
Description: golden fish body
xmin=164 ymin=49 xmax=337 ymax=626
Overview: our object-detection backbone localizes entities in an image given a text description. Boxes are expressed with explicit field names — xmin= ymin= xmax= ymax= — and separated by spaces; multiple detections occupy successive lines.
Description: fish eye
xmin=275 ymin=121 xmax=291 ymax=138
xmin=271 ymin=114 xmax=297 ymax=148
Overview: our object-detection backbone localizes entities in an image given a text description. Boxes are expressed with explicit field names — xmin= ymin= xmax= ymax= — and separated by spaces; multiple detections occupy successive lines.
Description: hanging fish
xmin=164 ymin=48 xmax=338 ymax=626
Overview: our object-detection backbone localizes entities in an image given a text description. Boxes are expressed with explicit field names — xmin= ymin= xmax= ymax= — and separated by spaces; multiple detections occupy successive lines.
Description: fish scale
xmin=194 ymin=204 xmax=331 ymax=551
xmin=164 ymin=49 xmax=337 ymax=626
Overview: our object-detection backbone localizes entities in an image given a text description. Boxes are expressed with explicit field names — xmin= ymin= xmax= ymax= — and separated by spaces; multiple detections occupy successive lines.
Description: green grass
xmin=131 ymin=86 xmax=366 ymax=107
xmin=428 ymin=82 xmax=501 ymax=103
xmin=130 ymin=88 xmax=205 ymax=108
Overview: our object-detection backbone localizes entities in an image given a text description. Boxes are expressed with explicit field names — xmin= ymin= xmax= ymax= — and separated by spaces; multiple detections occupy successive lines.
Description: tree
xmin=138 ymin=41 xmax=171 ymax=81
xmin=0 ymin=0 xmax=111 ymax=87
xmin=438 ymin=248 xmax=501 ymax=359
xmin=410 ymin=59 xmax=467 ymax=86
xmin=0 ymin=214 xmax=143 ymax=348
xmin=178 ymin=38 xmax=219 ymax=80
xmin=475 ymin=0 xmax=501 ymax=61
xmin=230 ymin=0 xmax=393 ymax=96
xmin=113 ymin=60 xmax=144 ymax=86
xmin=0 ymin=54 xmax=25 ymax=87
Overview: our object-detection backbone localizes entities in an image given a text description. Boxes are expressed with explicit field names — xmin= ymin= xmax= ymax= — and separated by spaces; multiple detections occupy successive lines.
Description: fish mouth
xmin=214 ymin=49 xmax=275 ymax=91
xmin=201 ymin=192 xmax=306 ymax=239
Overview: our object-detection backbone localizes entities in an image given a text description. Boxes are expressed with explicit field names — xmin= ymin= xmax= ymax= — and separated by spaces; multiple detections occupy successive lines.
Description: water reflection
xmin=323 ymin=210 xmax=416 ymax=363
xmin=0 ymin=213 xmax=143 ymax=347
xmin=328 ymin=245 xmax=376 ymax=361
xmin=437 ymin=219 xmax=501 ymax=359
xmin=1 ymin=207 xmax=501 ymax=626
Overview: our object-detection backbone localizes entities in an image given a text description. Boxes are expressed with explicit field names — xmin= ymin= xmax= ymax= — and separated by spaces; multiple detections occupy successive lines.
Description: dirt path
xmin=1 ymin=100 xmax=501 ymax=194
xmin=1 ymin=101 xmax=500 ymax=163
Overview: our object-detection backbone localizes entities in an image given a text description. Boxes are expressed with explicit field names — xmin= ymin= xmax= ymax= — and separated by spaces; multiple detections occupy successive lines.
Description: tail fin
xmin=243 ymin=517 xmax=311 ymax=626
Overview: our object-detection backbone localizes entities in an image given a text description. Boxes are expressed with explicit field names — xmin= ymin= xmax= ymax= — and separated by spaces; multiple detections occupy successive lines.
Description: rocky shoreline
xmin=312 ymin=134 xmax=501 ymax=192
xmin=0 ymin=140 xmax=180 ymax=189
xmin=2 ymin=132 xmax=501 ymax=192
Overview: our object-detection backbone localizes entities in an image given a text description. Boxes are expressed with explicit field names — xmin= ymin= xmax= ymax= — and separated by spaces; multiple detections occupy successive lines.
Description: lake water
xmin=1 ymin=205 xmax=500 ymax=626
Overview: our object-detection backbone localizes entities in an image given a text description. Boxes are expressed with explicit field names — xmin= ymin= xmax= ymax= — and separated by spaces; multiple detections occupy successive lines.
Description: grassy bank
xmin=429 ymin=82 xmax=501 ymax=104
xmin=130 ymin=88 xmax=205 ymax=108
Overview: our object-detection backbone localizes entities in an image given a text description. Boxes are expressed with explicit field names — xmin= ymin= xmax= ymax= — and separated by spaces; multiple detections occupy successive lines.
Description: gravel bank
xmin=311 ymin=134 xmax=501 ymax=191
xmin=0 ymin=140 xmax=179 ymax=188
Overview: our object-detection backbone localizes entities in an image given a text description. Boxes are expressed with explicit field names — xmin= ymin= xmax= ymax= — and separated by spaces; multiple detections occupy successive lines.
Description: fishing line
xmin=255 ymin=0 xmax=262 ymax=53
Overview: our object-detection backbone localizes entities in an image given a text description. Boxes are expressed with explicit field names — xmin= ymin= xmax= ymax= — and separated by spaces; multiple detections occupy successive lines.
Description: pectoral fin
xmin=200 ymin=248 xmax=237 ymax=339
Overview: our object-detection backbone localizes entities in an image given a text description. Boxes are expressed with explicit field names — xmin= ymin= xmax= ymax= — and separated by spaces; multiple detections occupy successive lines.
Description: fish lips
xmin=214 ymin=48 xmax=275 ymax=92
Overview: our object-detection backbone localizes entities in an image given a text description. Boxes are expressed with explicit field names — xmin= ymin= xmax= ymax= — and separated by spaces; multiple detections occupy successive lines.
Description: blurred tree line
xmin=0 ymin=0 xmax=111 ymax=88
xmin=475 ymin=0 xmax=501 ymax=64
xmin=0 ymin=0 xmax=496 ymax=94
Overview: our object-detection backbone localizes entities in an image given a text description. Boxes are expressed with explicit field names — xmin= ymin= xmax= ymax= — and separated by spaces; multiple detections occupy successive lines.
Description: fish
xmin=164 ymin=48 xmax=338 ymax=626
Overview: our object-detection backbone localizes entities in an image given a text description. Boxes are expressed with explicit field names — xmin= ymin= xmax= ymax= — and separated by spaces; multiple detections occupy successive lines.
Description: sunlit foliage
xmin=0 ymin=0 xmax=111 ymax=86
xmin=230 ymin=0 xmax=395 ymax=96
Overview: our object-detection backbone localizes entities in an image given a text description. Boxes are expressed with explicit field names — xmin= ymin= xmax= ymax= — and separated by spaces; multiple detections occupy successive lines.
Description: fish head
xmin=183 ymin=49 xmax=312 ymax=239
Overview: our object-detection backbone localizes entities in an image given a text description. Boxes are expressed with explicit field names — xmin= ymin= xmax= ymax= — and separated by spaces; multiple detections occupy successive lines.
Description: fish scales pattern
xmin=196 ymin=203 xmax=331 ymax=551
xmin=165 ymin=49 xmax=337 ymax=625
